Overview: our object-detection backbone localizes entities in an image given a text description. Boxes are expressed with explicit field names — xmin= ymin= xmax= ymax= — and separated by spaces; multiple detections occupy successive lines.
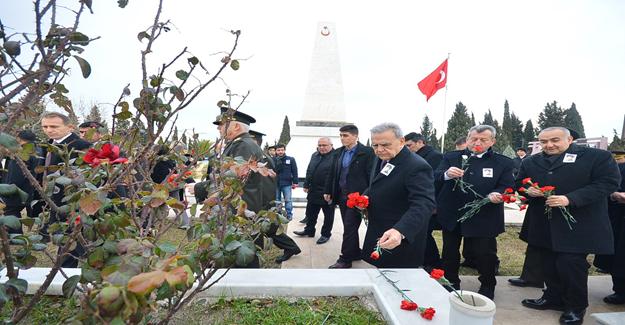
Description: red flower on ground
xmin=519 ymin=204 xmax=527 ymax=211
xmin=400 ymin=300 xmax=418 ymax=311
xmin=522 ymin=177 xmax=533 ymax=185
xmin=420 ymin=307 xmax=436 ymax=320
xmin=430 ymin=268 xmax=445 ymax=280
xmin=83 ymin=143 xmax=128 ymax=167
xmin=370 ymin=251 xmax=380 ymax=260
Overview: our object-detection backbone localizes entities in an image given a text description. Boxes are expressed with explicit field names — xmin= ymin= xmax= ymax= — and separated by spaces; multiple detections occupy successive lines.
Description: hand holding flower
xmin=446 ymin=166 xmax=465 ymax=179
xmin=545 ymin=195 xmax=569 ymax=208
xmin=488 ymin=192 xmax=503 ymax=204
xmin=379 ymin=228 xmax=403 ymax=250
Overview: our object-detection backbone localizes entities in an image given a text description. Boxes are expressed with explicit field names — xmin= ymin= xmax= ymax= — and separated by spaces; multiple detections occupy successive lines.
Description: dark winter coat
xmin=362 ymin=147 xmax=436 ymax=268
xmin=304 ymin=149 xmax=336 ymax=205
xmin=518 ymin=145 xmax=621 ymax=254
xmin=324 ymin=142 xmax=375 ymax=200
xmin=416 ymin=145 xmax=443 ymax=170
xmin=273 ymin=155 xmax=298 ymax=187
xmin=1 ymin=146 xmax=41 ymax=207
xmin=434 ymin=148 xmax=515 ymax=237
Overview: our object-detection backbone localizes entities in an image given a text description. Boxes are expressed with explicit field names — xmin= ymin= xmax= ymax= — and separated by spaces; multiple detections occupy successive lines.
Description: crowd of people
xmin=2 ymin=108 xmax=624 ymax=325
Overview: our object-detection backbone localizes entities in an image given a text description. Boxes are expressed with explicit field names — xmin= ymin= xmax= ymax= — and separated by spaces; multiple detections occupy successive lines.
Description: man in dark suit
xmin=518 ymin=127 xmax=621 ymax=324
xmin=512 ymin=147 xmax=528 ymax=177
xmin=293 ymin=137 xmax=336 ymax=244
xmin=361 ymin=123 xmax=435 ymax=268
xmin=40 ymin=111 xmax=92 ymax=267
xmin=435 ymin=124 xmax=515 ymax=300
xmin=405 ymin=132 xmax=443 ymax=269
xmin=324 ymin=124 xmax=375 ymax=269
xmin=1 ymin=130 xmax=41 ymax=234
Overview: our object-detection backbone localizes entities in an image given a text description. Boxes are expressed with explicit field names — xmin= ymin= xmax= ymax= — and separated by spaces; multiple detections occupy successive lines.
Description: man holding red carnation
xmin=517 ymin=127 xmax=621 ymax=325
xmin=361 ymin=123 xmax=435 ymax=268
xmin=434 ymin=124 xmax=515 ymax=300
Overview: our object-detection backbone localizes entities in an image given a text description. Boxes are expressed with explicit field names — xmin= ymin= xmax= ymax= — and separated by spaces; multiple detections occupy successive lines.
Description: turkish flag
xmin=418 ymin=59 xmax=448 ymax=101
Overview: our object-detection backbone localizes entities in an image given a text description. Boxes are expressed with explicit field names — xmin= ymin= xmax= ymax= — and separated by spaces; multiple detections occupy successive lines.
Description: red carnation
xmin=430 ymin=268 xmax=445 ymax=280
xmin=83 ymin=143 xmax=127 ymax=167
xmin=540 ymin=185 xmax=556 ymax=192
xmin=509 ymin=196 xmax=516 ymax=202
xmin=74 ymin=215 xmax=81 ymax=226
xmin=519 ymin=204 xmax=527 ymax=211
xmin=518 ymin=187 xmax=526 ymax=193
xmin=370 ymin=251 xmax=380 ymax=260
xmin=504 ymin=188 xmax=513 ymax=194
xmin=400 ymin=300 xmax=418 ymax=311
xmin=522 ymin=177 xmax=532 ymax=185
xmin=473 ymin=145 xmax=484 ymax=153
xmin=420 ymin=307 xmax=436 ymax=320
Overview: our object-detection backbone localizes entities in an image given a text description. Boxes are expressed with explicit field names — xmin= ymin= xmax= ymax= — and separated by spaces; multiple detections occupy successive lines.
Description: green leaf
xmin=230 ymin=60 xmax=240 ymax=71
xmin=16 ymin=254 xmax=37 ymax=269
xmin=137 ymin=31 xmax=150 ymax=42
xmin=235 ymin=240 xmax=256 ymax=266
xmin=6 ymin=278 xmax=28 ymax=294
xmin=81 ymin=264 xmax=102 ymax=283
xmin=62 ymin=275 xmax=81 ymax=298
xmin=55 ymin=176 xmax=72 ymax=186
xmin=0 ymin=215 xmax=21 ymax=230
xmin=117 ymin=0 xmax=129 ymax=8
xmin=18 ymin=142 xmax=36 ymax=160
xmin=157 ymin=242 xmax=177 ymax=254
xmin=156 ymin=281 xmax=173 ymax=300
xmin=0 ymin=285 xmax=8 ymax=304
xmin=111 ymin=317 xmax=125 ymax=325
xmin=103 ymin=240 xmax=118 ymax=253
xmin=0 ymin=132 xmax=19 ymax=151
xmin=32 ymin=243 xmax=48 ymax=251
xmin=175 ymin=70 xmax=189 ymax=81
xmin=114 ymin=110 xmax=132 ymax=120
xmin=225 ymin=240 xmax=241 ymax=252
xmin=187 ymin=56 xmax=199 ymax=66
xmin=3 ymin=40 xmax=21 ymax=56
xmin=73 ymin=55 xmax=91 ymax=78
xmin=69 ymin=32 xmax=89 ymax=46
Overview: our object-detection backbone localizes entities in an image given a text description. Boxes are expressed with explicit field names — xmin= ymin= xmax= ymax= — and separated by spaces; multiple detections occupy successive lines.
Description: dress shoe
xmin=316 ymin=236 xmax=330 ymax=244
xmin=328 ymin=261 xmax=352 ymax=269
xmin=559 ymin=309 xmax=585 ymax=325
xmin=521 ymin=297 xmax=565 ymax=311
xmin=603 ymin=293 xmax=625 ymax=304
xmin=478 ymin=286 xmax=495 ymax=300
xmin=299 ymin=218 xmax=309 ymax=224
xmin=293 ymin=230 xmax=314 ymax=237
xmin=275 ymin=248 xmax=301 ymax=263
xmin=508 ymin=278 xmax=544 ymax=288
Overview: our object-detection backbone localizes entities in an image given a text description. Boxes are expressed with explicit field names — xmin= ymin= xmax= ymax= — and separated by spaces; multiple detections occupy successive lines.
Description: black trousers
xmin=338 ymin=198 xmax=362 ymax=262
xmin=303 ymin=201 xmax=335 ymax=238
xmin=424 ymin=215 xmax=441 ymax=268
xmin=442 ymin=226 xmax=498 ymax=288
xmin=520 ymin=244 xmax=545 ymax=284
xmin=539 ymin=247 xmax=590 ymax=310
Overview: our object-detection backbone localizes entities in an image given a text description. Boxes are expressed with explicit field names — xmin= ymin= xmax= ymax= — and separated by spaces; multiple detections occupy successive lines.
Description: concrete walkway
xmin=281 ymin=205 xmax=625 ymax=324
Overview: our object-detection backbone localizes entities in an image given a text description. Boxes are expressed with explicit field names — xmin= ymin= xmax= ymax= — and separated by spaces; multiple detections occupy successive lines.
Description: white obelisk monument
xmin=289 ymin=22 xmax=350 ymax=179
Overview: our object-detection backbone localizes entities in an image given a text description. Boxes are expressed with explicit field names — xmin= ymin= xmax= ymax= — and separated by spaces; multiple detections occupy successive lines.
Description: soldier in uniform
xmin=519 ymin=127 xmax=621 ymax=324
xmin=195 ymin=108 xmax=301 ymax=265
xmin=435 ymin=125 xmax=515 ymax=300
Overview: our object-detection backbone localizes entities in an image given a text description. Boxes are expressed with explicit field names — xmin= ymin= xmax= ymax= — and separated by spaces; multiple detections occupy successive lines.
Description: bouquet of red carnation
xmin=501 ymin=187 xmax=528 ymax=211
xmin=520 ymin=178 xmax=577 ymax=230
xmin=346 ymin=192 xmax=369 ymax=225
xmin=378 ymin=270 xmax=437 ymax=320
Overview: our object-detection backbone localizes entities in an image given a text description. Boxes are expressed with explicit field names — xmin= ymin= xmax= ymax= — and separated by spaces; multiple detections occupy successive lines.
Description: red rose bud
xmin=430 ymin=268 xmax=445 ymax=280
xmin=400 ymin=300 xmax=418 ymax=311
xmin=420 ymin=307 xmax=436 ymax=320
xmin=370 ymin=251 xmax=380 ymax=260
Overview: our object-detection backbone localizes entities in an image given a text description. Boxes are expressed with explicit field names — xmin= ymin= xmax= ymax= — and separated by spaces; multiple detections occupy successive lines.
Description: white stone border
xmin=2 ymin=268 xmax=452 ymax=324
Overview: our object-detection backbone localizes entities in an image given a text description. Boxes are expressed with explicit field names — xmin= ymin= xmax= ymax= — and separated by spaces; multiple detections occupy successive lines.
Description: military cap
xmin=212 ymin=107 xmax=256 ymax=125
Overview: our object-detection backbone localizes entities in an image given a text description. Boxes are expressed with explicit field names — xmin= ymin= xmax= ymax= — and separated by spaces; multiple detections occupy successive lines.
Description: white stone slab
xmin=1 ymin=267 xmax=453 ymax=324
xmin=591 ymin=312 xmax=625 ymax=325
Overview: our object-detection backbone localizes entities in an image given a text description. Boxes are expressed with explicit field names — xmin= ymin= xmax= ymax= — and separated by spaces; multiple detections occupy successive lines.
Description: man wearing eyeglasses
xmin=294 ymin=137 xmax=336 ymax=244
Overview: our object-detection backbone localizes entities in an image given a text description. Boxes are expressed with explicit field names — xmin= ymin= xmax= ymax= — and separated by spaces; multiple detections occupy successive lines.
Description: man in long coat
xmin=519 ymin=127 xmax=621 ymax=324
xmin=435 ymin=124 xmax=514 ymax=300
xmin=361 ymin=123 xmax=435 ymax=268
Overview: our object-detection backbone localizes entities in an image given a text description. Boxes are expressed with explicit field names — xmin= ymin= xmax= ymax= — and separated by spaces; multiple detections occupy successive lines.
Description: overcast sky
xmin=4 ymin=0 xmax=625 ymax=145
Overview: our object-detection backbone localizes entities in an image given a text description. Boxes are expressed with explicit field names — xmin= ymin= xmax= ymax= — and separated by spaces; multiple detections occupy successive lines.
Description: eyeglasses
xmin=318 ymin=144 xmax=330 ymax=147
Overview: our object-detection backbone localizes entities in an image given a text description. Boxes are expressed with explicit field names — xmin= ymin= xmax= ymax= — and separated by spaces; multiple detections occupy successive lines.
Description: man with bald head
xmin=293 ymin=137 xmax=336 ymax=244
xmin=519 ymin=127 xmax=621 ymax=324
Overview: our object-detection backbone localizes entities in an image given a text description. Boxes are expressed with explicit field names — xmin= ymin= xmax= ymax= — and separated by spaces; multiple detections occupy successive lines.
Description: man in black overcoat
xmin=293 ymin=137 xmax=336 ymax=244
xmin=361 ymin=123 xmax=435 ymax=268
xmin=39 ymin=112 xmax=92 ymax=267
xmin=324 ymin=124 xmax=375 ymax=269
xmin=435 ymin=124 xmax=514 ymax=300
xmin=518 ymin=127 xmax=621 ymax=324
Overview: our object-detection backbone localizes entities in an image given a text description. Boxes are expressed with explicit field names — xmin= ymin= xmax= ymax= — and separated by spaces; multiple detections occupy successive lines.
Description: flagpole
xmin=440 ymin=52 xmax=450 ymax=153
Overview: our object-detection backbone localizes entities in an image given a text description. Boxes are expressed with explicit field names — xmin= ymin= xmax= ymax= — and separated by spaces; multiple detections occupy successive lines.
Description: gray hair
xmin=235 ymin=121 xmax=250 ymax=133
xmin=370 ymin=122 xmax=403 ymax=139
xmin=539 ymin=127 xmax=570 ymax=137
xmin=318 ymin=137 xmax=333 ymax=145
xmin=468 ymin=124 xmax=497 ymax=138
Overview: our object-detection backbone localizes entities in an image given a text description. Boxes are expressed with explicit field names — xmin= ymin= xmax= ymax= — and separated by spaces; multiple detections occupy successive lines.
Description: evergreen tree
xmin=366 ymin=138 xmax=370 ymax=147
xmin=443 ymin=102 xmax=473 ymax=152
xmin=471 ymin=112 xmax=476 ymax=126
xmin=420 ymin=114 xmax=440 ymax=148
xmin=538 ymin=101 xmax=565 ymax=129
xmin=429 ymin=129 xmax=441 ymax=150
xmin=564 ymin=102 xmax=585 ymax=138
xmin=607 ymin=129 xmax=625 ymax=151
xmin=523 ymin=119 xmax=536 ymax=147
xmin=509 ymin=113 xmax=524 ymax=149
xmin=85 ymin=105 xmax=109 ymax=128
xmin=278 ymin=115 xmax=291 ymax=145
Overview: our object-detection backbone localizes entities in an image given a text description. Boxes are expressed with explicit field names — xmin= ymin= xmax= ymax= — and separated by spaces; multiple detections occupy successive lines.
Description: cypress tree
xmin=538 ymin=101 xmax=566 ymax=129
xmin=523 ymin=119 xmax=536 ymax=147
xmin=564 ymin=102 xmax=586 ymax=138
xmin=278 ymin=115 xmax=291 ymax=145
xmin=443 ymin=102 xmax=473 ymax=152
